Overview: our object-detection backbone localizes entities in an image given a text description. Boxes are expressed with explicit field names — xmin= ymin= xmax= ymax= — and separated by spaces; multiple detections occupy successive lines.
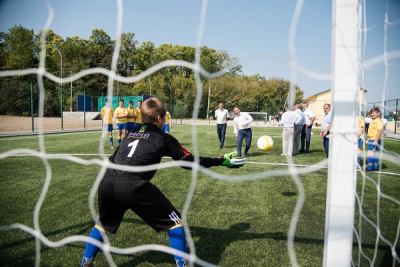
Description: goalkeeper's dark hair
xmin=141 ymin=98 xmax=167 ymax=123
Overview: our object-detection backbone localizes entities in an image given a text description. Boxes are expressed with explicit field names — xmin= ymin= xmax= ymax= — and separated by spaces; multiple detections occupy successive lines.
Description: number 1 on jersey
xmin=127 ymin=140 xmax=139 ymax=157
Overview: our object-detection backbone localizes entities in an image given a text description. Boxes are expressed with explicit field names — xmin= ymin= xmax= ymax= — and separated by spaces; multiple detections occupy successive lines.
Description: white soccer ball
xmin=257 ymin=136 xmax=274 ymax=152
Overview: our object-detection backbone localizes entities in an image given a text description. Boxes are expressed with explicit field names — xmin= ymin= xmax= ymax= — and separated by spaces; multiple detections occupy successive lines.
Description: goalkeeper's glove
xmin=222 ymin=151 xmax=239 ymax=168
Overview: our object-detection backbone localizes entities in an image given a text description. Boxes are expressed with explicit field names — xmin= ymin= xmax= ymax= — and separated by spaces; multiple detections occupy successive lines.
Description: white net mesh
xmin=0 ymin=0 xmax=399 ymax=266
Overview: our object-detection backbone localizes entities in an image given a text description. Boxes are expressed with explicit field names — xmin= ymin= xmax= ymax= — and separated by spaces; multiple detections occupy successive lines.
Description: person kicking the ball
xmin=233 ymin=105 xmax=253 ymax=157
xmin=80 ymin=97 xmax=243 ymax=267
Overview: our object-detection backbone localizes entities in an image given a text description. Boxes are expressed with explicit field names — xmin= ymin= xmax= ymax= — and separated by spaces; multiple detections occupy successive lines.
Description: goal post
xmin=246 ymin=112 xmax=268 ymax=125
xmin=323 ymin=0 xmax=360 ymax=266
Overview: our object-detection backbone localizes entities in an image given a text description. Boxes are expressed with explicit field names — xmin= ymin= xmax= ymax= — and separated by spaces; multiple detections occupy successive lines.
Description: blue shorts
xmin=368 ymin=140 xmax=381 ymax=152
xmin=117 ymin=123 xmax=127 ymax=131
xmin=162 ymin=124 xmax=170 ymax=133
xmin=127 ymin=122 xmax=135 ymax=131
xmin=103 ymin=124 xmax=113 ymax=132
xmin=358 ymin=138 xmax=363 ymax=147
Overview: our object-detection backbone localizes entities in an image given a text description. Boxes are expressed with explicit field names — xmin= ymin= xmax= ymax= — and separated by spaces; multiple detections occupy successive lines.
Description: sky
xmin=0 ymin=0 xmax=399 ymax=104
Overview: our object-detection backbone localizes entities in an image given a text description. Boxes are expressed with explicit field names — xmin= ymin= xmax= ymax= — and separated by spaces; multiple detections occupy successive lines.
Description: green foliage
xmin=0 ymin=26 xmax=304 ymax=117
xmin=0 ymin=126 xmax=398 ymax=266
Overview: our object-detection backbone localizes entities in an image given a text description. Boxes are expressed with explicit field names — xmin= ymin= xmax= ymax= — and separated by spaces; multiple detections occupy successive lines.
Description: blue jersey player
xmin=81 ymin=97 xmax=242 ymax=267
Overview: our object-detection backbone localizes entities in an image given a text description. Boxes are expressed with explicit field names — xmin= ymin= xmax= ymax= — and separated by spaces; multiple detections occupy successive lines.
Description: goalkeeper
xmin=80 ymin=97 xmax=242 ymax=267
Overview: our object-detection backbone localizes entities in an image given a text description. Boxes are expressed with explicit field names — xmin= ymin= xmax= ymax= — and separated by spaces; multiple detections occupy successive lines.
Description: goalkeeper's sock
xmin=168 ymin=224 xmax=187 ymax=267
xmin=81 ymin=225 xmax=104 ymax=267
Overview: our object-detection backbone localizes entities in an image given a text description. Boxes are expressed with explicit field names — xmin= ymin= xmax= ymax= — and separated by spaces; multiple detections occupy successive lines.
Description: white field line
xmin=6 ymin=153 xmax=400 ymax=176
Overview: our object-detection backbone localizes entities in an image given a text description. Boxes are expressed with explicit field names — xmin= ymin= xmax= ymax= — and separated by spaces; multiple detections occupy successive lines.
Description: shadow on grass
xmin=119 ymin=219 xmax=397 ymax=267
xmin=0 ymin=218 xmax=397 ymax=266
xmin=0 ymin=220 xmax=94 ymax=266
xmin=281 ymin=191 xmax=297 ymax=196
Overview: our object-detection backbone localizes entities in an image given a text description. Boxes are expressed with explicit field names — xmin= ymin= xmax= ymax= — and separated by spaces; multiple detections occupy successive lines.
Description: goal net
xmin=0 ymin=0 xmax=399 ymax=267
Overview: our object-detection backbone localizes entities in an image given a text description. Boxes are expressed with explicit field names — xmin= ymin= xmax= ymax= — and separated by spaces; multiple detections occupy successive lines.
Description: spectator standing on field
xmin=215 ymin=101 xmax=230 ymax=149
xmin=135 ymin=100 xmax=143 ymax=128
xmin=293 ymin=104 xmax=305 ymax=155
xmin=299 ymin=102 xmax=316 ymax=153
xmin=382 ymin=117 xmax=388 ymax=136
xmin=162 ymin=106 xmax=172 ymax=134
xmin=233 ymin=106 xmax=253 ymax=157
xmin=80 ymin=97 xmax=242 ymax=267
xmin=100 ymin=99 xmax=115 ymax=149
xmin=357 ymin=113 xmax=364 ymax=165
xmin=319 ymin=103 xmax=331 ymax=158
xmin=115 ymin=98 xmax=128 ymax=145
xmin=364 ymin=114 xmax=372 ymax=133
xmin=366 ymin=107 xmax=383 ymax=171
xmin=127 ymin=100 xmax=137 ymax=131
xmin=280 ymin=105 xmax=295 ymax=157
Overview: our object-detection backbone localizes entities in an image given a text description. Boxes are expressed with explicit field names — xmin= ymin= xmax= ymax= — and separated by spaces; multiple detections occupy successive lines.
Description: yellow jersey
xmin=127 ymin=107 xmax=136 ymax=123
xmin=165 ymin=111 xmax=171 ymax=125
xmin=367 ymin=117 xmax=383 ymax=140
xmin=359 ymin=116 xmax=364 ymax=131
xmin=135 ymin=108 xmax=142 ymax=123
xmin=115 ymin=107 xmax=128 ymax=123
xmin=101 ymin=106 xmax=114 ymax=124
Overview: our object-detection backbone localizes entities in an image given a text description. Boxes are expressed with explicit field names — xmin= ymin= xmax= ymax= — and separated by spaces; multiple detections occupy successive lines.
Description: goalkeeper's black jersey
xmin=106 ymin=123 xmax=223 ymax=187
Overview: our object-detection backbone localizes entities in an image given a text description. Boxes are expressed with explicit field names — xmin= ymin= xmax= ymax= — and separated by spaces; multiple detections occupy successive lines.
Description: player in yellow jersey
xmin=127 ymin=100 xmax=137 ymax=131
xmin=115 ymin=99 xmax=128 ymax=145
xmin=135 ymin=99 xmax=143 ymax=127
xmin=366 ymin=107 xmax=383 ymax=171
xmin=357 ymin=113 xmax=364 ymax=165
xmin=162 ymin=109 xmax=172 ymax=134
xmin=100 ymin=99 xmax=114 ymax=149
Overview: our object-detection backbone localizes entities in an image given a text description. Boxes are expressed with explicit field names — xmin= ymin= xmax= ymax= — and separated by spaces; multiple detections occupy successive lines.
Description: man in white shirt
xmin=293 ymin=104 xmax=305 ymax=155
xmin=319 ymin=103 xmax=331 ymax=158
xmin=233 ymin=106 xmax=253 ymax=157
xmin=364 ymin=115 xmax=372 ymax=133
xmin=382 ymin=117 xmax=388 ymax=136
xmin=280 ymin=105 xmax=296 ymax=156
xmin=215 ymin=102 xmax=230 ymax=149
xmin=300 ymin=102 xmax=316 ymax=153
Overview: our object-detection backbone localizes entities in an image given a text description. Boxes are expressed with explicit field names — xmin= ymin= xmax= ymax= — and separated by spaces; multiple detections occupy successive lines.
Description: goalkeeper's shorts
xmin=97 ymin=175 xmax=181 ymax=233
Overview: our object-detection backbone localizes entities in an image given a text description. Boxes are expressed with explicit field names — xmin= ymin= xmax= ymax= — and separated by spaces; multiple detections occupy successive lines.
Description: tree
xmin=88 ymin=29 xmax=114 ymax=94
xmin=118 ymin=32 xmax=138 ymax=77
xmin=0 ymin=26 xmax=38 ymax=115
xmin=3 ymin=25 xmax=37 ymax=70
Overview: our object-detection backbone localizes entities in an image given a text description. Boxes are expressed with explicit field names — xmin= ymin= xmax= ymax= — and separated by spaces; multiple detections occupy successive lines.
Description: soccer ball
xmin=257 ymin=136 xmax=274 ymax=152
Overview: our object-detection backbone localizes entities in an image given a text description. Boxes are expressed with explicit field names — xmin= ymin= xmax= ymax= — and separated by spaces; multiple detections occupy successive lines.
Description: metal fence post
xmin=31 ymin=82 xmax=34 ymax=132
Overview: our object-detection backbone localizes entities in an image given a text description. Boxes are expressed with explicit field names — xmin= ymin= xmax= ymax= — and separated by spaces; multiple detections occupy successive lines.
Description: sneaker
xmin=281 ymin=153 xmax=287 ymax=156
xmin=110 ymin=146 xmax=115 ymax=150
